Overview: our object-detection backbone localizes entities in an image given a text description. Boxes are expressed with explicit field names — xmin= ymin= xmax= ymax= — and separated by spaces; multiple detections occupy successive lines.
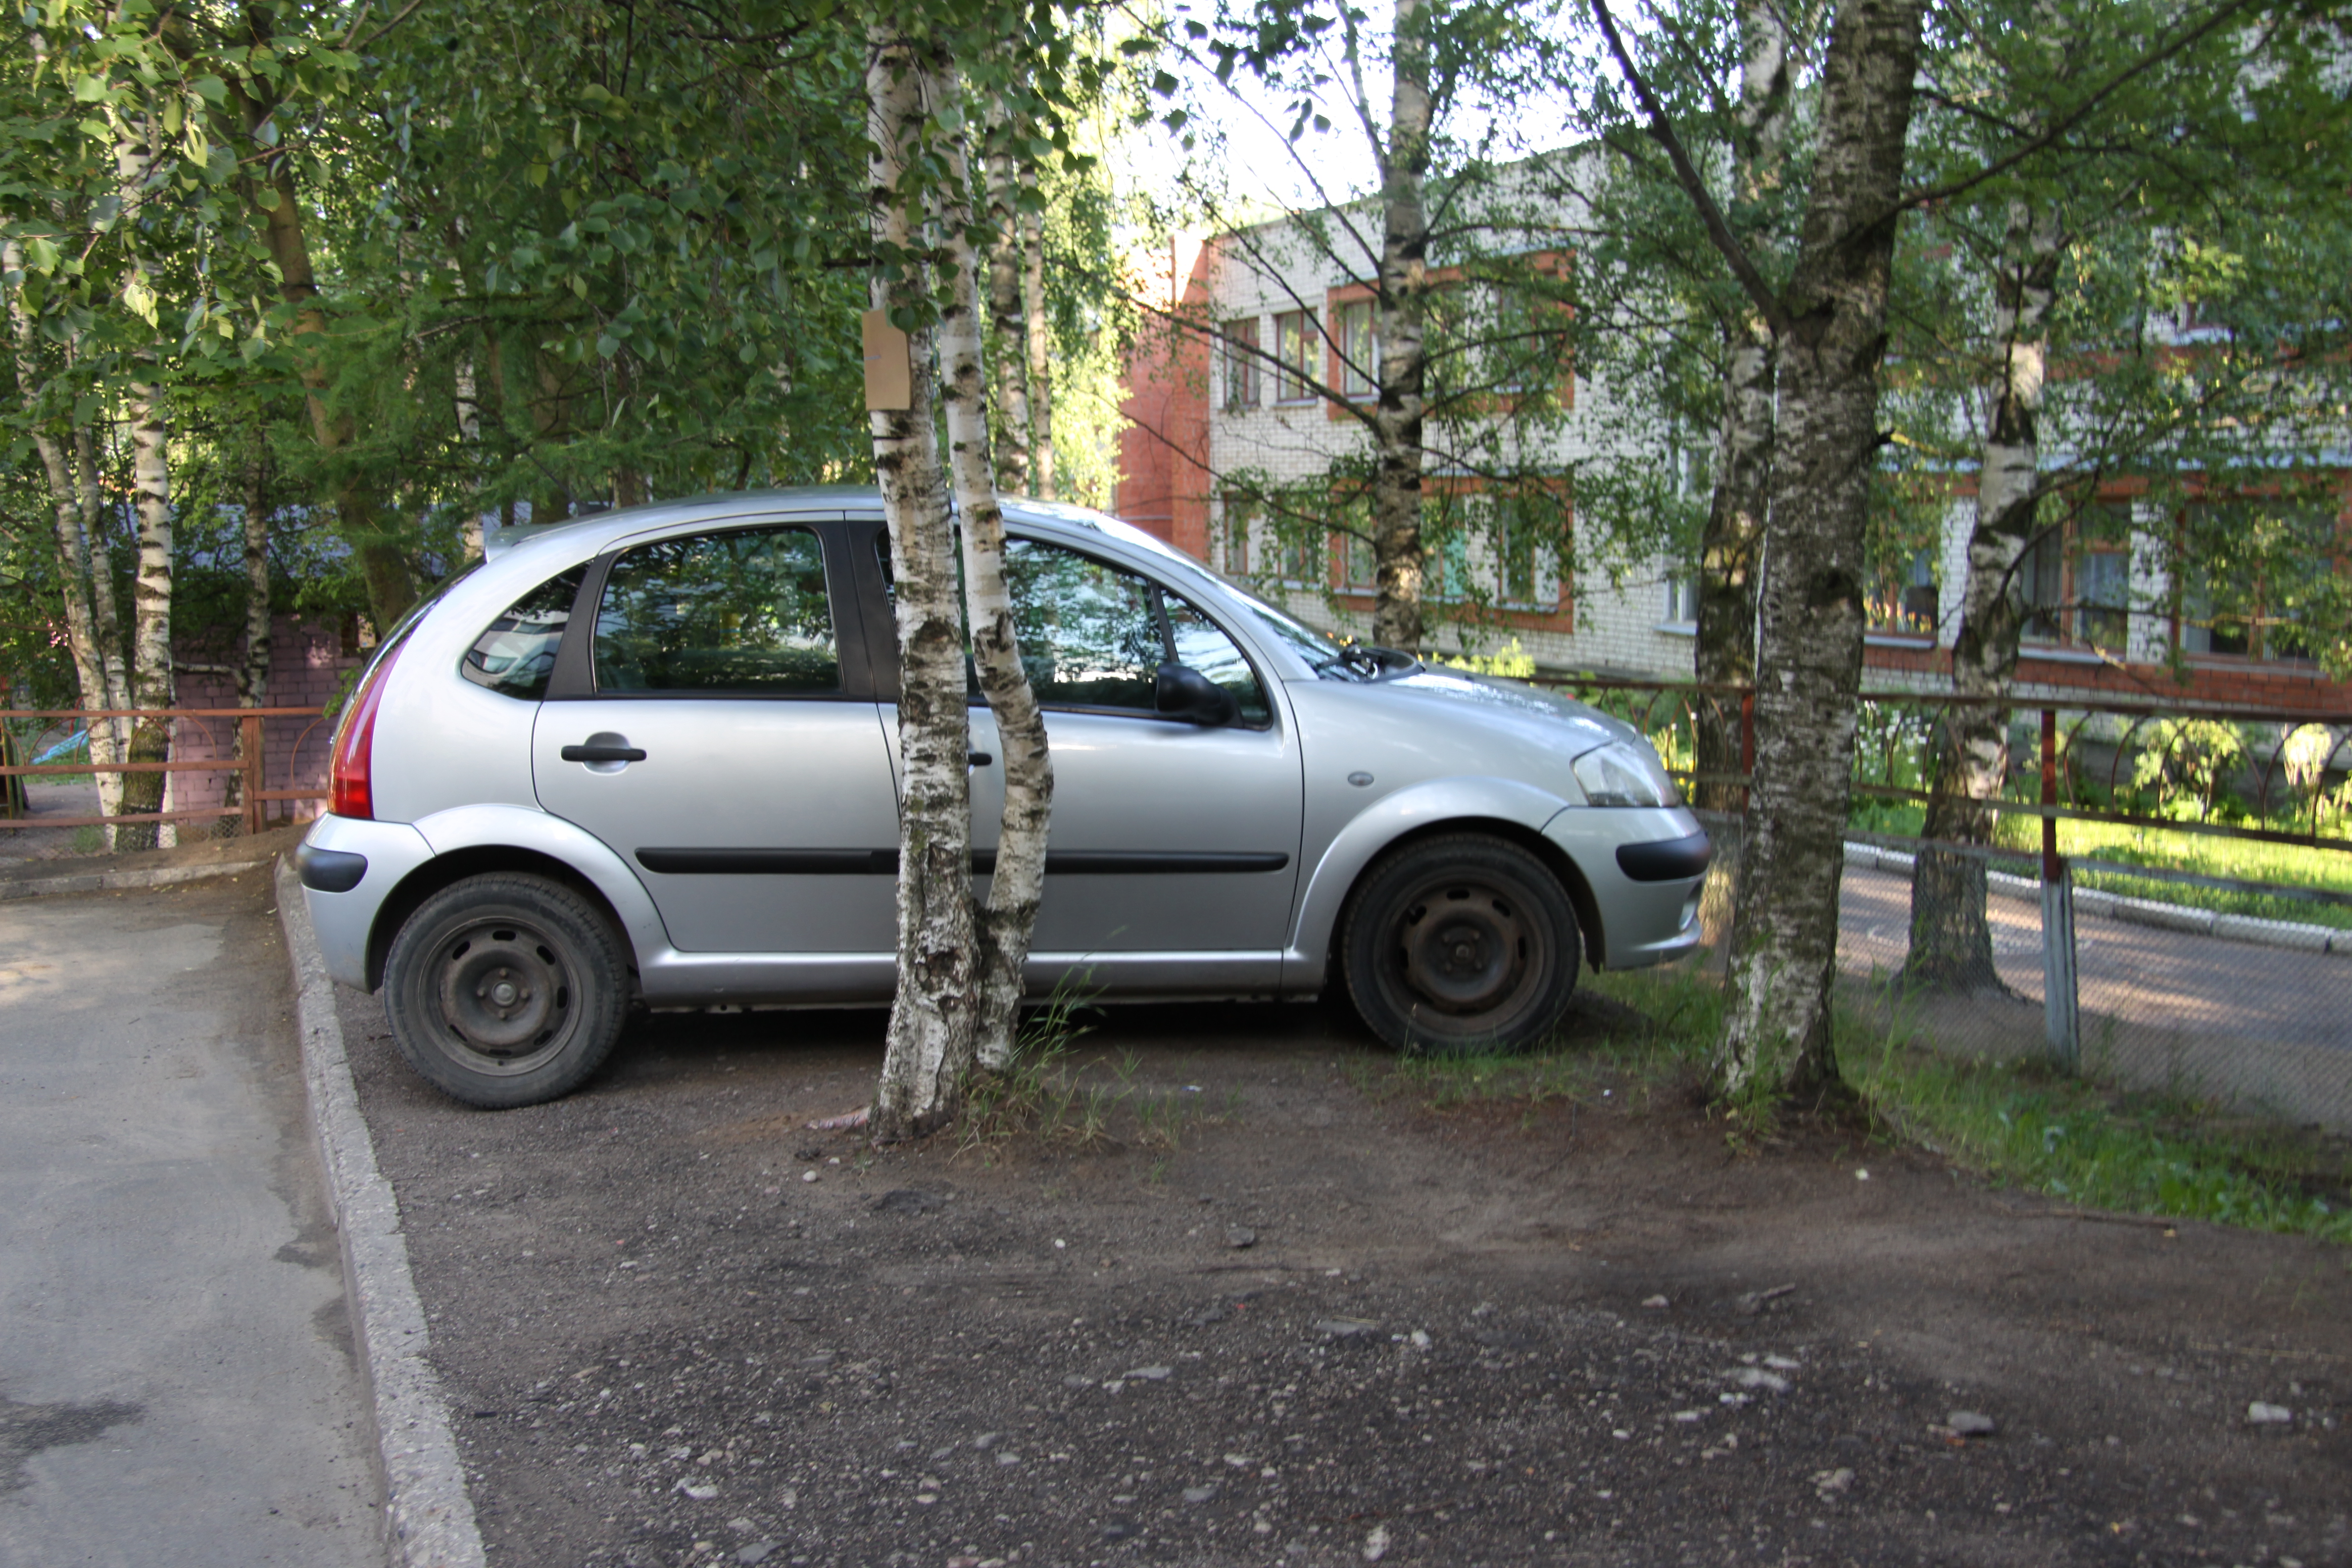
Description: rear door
xmin=532 ymin=519 xmax=901 ymax=956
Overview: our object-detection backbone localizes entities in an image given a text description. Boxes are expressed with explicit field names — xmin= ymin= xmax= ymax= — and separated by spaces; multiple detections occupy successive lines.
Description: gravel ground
xmin=329 ymin=967 xmax=2351 ymax=1568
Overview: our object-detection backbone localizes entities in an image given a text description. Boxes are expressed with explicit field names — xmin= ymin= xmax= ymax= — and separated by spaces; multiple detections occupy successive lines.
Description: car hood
xmin=1365 ymin=666 xmax=1638 ymax=757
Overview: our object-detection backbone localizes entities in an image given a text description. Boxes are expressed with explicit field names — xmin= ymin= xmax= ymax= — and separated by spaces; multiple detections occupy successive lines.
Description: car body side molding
xmin=634 ymin=847 xmax=1291 ymax=876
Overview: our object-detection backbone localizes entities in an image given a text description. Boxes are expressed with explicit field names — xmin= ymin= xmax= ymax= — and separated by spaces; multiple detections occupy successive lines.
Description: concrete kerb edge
xmin=0 ymin=857 xmax=268 ymax=900
xmin=1841 ymin=841 xmax=2347 ymax=956
xmin=274 ymin=856 xmax=490 ymax=1568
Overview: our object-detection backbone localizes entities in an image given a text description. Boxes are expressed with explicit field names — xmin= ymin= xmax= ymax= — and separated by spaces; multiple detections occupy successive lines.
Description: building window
xmin=1218 ymin=493 xmax=1257 ymax=576
xmin=1335 ymin=298 xmax=1376 ymax=398
xmin=1277 ymin=528 xmax=1327 ymax=586
xmin=1222 ymin=319 xmax=1260 ymax=410
xmin=1274 ymin=309 xmax=1318 ymax=402
xmin=2022 ymin=503 xmax=2132 ymax=651
xmin=1341 ymin=532 xmax=1377 ymax=592
xmin=2177 ymin=499 xmax=2335 ymax=663
xmin=1663 ymin=574 xmax=1699 ymax=627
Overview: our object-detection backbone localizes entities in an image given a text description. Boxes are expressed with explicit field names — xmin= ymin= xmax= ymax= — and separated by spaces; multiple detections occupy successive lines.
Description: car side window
xmin=1164 ymin=593 xmax=1272 ymax=726
xmin=1003 ymin=539 xmax=1162 ymax=711
xmin=872 ymin=531 xmax=1273 ymax=725
xmin=593 ymin=527 xmax=839 ymax=694
xmin=460 ymin=566 xmax=585 ymax=700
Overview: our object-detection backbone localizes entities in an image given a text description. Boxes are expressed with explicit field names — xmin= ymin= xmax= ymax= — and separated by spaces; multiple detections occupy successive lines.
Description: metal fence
xmin=0 ymin=706 xmax=335 ymax=859
xmin=1546 ymin=678 xmax=2352 ymax=1135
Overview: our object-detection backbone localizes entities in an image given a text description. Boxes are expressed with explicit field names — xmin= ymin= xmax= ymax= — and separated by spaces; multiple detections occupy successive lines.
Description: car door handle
xmin=969 ymin=751 xmax=994 ymax=767
xmin=561 ymin=743 xmax=647 ymax=763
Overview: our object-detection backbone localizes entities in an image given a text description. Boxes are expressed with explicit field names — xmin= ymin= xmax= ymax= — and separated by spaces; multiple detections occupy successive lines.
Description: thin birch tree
xmin=865 ymin=24 xmax=983 ymax=1140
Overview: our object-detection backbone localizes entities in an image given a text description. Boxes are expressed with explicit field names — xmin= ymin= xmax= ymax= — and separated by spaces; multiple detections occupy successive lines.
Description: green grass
xmin=1996 ymin=816 xmax=2352 ymax=931
xmin=1847 ymin=796 xmax=2352 ymax=929
xmin=1356 ymin=964 xmax=2352 ymax=1245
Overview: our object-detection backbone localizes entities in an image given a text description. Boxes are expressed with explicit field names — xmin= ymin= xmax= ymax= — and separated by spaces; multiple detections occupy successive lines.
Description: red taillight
xmin=329 ymin=637 xmax=406 ymax=820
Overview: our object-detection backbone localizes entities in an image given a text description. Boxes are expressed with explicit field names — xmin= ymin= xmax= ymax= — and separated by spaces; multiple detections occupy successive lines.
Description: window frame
xmin=1273 ymin=309 xmax=1319 ymax=403
xmin=1001 ymin=538 xmax=1274 ymax=728
xmin=543 ymin=517 xmax=878 ymax=701
xmin=1222 ymin=318 xmax=1262 ymax=411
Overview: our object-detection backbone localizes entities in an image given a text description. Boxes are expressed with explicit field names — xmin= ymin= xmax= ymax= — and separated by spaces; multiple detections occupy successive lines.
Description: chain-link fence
xmin=1555 ymin=680 xmax=2352 ymax=1135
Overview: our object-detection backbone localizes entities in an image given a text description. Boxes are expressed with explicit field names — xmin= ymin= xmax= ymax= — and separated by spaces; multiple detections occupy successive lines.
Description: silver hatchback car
xmin=297 ymin=488 xmax=1708 ymax=1107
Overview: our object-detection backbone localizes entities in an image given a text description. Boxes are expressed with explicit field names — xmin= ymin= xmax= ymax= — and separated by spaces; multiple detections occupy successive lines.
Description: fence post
xmin=2038 ymin=707 xmax=2080 ymax=1070
xmin=241 ymin=713 xmax=265 ymax=835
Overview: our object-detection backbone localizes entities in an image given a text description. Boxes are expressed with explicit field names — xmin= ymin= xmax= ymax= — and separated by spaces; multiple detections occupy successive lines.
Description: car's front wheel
xmin=1340 ymin=833 xmax=1581 ymax=1056
xmin=382 ymin=872 xmax=629 ymax=1107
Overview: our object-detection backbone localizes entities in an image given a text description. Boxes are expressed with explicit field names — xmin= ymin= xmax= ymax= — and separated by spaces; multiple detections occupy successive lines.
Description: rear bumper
xmin=1540 ymin=806 xmax=1710 ymax=970
xmin=298 ymin=815 xmax=436 ymax=989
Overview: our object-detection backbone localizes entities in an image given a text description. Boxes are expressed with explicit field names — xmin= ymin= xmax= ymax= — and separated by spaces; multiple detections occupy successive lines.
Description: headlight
xmin=1571 ymin=740 xmax=1679 ymax=808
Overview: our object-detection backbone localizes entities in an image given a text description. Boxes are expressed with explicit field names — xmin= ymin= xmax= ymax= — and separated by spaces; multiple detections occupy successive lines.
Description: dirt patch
xmin=332 ymin=987 xmax=2352 ymax=1567
xmin=0 ymin=820 xmax=303 ymax=884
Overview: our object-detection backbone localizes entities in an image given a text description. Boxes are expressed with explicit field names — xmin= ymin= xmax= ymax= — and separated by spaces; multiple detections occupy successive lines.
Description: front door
xmin=533 ymin=521 xmax=900 ymax=956
xmin=891 ymin=534 xmax=1305 ymax=960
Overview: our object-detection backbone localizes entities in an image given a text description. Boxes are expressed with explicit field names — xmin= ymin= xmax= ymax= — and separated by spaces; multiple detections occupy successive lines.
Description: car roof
xmin=483 ymin=486 xmax=1209 ymax=578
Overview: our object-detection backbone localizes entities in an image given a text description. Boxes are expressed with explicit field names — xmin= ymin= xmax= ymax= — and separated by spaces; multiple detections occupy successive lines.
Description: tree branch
xmin=1588 ymin=0 xmax=1787 ymax=337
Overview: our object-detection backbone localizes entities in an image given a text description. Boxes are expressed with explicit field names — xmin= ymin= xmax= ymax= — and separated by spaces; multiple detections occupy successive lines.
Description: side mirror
xmin=1155 ymin=662 xmax=1239 ymax=727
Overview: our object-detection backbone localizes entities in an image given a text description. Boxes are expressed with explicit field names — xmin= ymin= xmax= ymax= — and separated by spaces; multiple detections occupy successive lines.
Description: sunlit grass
xmin=1350 ymin=961 xmax=2352 ymax=1244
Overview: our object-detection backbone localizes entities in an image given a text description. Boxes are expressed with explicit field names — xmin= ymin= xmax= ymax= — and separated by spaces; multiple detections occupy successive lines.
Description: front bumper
xmin=1540 ymin=805 xmax=1710 ymax=970
xmin=297 ymin=814 xmax=437 ymax=989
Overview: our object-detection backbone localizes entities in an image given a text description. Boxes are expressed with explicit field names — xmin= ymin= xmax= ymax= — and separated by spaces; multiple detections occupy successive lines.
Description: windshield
xmin=1208 ymin=577 xmax=1399 ymax=682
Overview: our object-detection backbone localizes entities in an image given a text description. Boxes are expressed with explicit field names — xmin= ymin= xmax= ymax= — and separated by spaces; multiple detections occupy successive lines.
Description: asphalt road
xmin=0 ymin=877 xmax=381 ymax=1568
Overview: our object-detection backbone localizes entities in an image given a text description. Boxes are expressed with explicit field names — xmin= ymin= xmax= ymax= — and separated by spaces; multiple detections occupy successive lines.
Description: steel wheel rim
xmin=1383 ymin=871 xmax=1551 ymax=1038
xmin=420 ymin=913 xmax=579 ymax=1077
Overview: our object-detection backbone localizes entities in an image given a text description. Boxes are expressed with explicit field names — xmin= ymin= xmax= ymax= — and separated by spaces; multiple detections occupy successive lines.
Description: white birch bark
xmin=1717 ymin=0 xmax=1925 ymax=1103
xmin=866 ymin=25 xmax=980 ymax=1141
xmin=1020 ymin=185 xmax=1054 ymax=499
xmin=4 ymin=242 xmax=111 ymax=735
xmin=1905 ymin=199 xmax=2063 ymax=990
xmin=936 ymin=60 xmax=1055 ymax=1075
xmin=983 ymin=108 xmax=1034 ymax=497
xmin=1692 ymin=0 xmax=1791 ymax=811
xmin=75 ymin=427 xmax=131 ymax=828
xmin=1368 ymin=0 xmax=1433 ymax=653
xmin=120 ymin=382 xmax=177 ymax=849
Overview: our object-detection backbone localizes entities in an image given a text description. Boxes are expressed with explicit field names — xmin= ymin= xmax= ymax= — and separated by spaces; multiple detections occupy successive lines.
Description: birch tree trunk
xmin=984 ymin=117 xmax=1034 ymax=496
xmin=75 ymin=427 xmax=132 ymax=827
xmin=1692 ymin=0 xmax=1792 ymax=812
xmin=1368 ymin=0 xmax=1433 ymax=654
xmin=1717 ymin=0 xmax=1924 ymax=1104
xmin=1905 ymin=200 xmax=2063 ymax=991
xmin=867 ymin=26 xmax=980 ymax=1141
xmin=1020 ymin=187 xmax=1055 ymax=499
xmin=3 ymin=241 xmax=111 ymax=745
xmin=116 ymin=384 xmax=176 ymax=851
xmin=938 ymin=64 xmax=1056 ymax=1075
xmin=241 ymin=449 xmax=274 ymax=709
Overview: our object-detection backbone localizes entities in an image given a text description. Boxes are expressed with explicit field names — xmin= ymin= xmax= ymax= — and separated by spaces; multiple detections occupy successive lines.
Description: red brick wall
xmin=166 ymin=616 xmax=366 ymax=822
xmin=1114 ymin=237 xmax=1214 ymax=561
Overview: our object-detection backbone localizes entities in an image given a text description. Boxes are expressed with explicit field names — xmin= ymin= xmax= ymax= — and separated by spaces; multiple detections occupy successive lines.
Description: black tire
xmin=1339 ymin=833 xmax=1581 ymax=1056
xmin=382 ymin=873 xmax=629 ymax=1108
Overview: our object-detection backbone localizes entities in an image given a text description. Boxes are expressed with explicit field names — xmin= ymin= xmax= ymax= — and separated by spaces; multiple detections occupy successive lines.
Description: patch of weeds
xmin=957 ymin=974 xmax=1220 ymax=1167
xmin=1845 ymin=1026 xmax=2352 ymax=1244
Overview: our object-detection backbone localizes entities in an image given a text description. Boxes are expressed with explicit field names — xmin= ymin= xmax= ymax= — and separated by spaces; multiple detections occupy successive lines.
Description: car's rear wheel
xmin=1340 ymin=833 xmax=1580 ymax=1056
xmin=382 ymin=873 xmax=628 ymax=1108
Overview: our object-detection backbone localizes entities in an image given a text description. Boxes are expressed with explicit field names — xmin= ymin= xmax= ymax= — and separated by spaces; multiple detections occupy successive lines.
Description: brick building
xmin=1112 ymin=210 xmax=2352 ymax=718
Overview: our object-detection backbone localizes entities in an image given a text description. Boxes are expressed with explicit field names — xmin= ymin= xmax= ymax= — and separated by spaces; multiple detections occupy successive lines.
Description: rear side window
xmin=593 ymin=527 xmax=840 ymax=694
xmin=460 ymin=567 xmax=584 ymax=700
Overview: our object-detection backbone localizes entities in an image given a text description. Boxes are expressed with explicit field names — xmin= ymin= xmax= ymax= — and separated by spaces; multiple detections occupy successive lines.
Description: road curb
xmin=275 ymin=857 xmax=489 ymax=1568
xmin=0 ymin=856 xmax=268 ymax=900
xmin=1841 ymin=841 xmax=2349 ymax=956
